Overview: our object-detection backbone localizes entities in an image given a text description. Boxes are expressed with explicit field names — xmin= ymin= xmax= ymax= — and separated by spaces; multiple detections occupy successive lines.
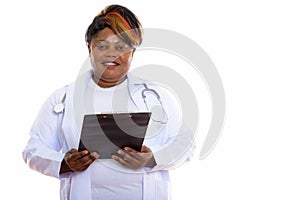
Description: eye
xmin=95 ymin=41 xmax=108 ymax=50
xmin=116 ymin=43 xmax=130 ymax=51
xmin=97 ymin=44 xmax=107 ymax=50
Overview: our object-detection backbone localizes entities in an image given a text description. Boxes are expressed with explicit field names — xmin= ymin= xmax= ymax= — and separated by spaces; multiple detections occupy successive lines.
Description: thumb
xmin=65 ymin=148 xmax=77 ymax=157
xmin=141 ymin=145 xmax=152 ymax=153
xmin=69 ymin=148 xmax=78 ymax=154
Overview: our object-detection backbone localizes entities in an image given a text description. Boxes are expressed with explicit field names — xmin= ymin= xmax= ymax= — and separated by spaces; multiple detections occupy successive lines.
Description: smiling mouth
xmin=102 ymin=61 xmax=119 ymax=68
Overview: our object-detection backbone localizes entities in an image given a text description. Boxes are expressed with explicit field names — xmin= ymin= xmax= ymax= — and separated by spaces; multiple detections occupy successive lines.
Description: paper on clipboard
xmin=78 ymin=112 xmax=151 ymax=159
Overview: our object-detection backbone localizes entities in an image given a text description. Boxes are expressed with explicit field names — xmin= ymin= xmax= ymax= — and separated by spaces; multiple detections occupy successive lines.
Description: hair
xmin=85 ymin=4 xmax=143 ymax=49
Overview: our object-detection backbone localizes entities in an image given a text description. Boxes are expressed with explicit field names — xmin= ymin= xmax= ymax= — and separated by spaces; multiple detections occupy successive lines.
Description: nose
xmin=105 ymin=46 xmax=118 ymax=58
xmin=105 ymin=51 xmax=117 ymax=58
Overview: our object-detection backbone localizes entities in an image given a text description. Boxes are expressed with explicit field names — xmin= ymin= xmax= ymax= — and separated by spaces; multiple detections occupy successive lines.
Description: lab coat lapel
xmin=61 ymin=71 xmax=92 ymax=149
xmin=61 ymin=84 xmax=78 ymax=150
xmin=127 ymin=73 xmax=149 ymax=111
xmin=128 ymin=74 xmax=166 ymax=200
xmin=61 ymin=70 xmax=93 ymax=200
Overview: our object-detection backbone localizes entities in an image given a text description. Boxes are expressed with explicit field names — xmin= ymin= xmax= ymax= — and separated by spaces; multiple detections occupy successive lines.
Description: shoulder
xmin=147 ymin=82 xmax=181 ymax=104
xmin=50 ymin=85 xmax=69 ymax=101
xmin=127 ymin=73 xmax=150 ymax=85
xmin=42 ymin=70 xmax=93 ymax=108
xmin=38 ymin=85 xmax=69 ymax=112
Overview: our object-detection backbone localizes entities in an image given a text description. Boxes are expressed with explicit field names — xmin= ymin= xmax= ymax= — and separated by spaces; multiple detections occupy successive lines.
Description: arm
xmin=147 ymin=87 xmax=196 ymax=171
xmin=22 ymin=88 xmax=99 ymax=177
xmin=22 ymin=88 xmax=66 ymax=178
xmin=150 ymin=125 xmax=195 ymax=171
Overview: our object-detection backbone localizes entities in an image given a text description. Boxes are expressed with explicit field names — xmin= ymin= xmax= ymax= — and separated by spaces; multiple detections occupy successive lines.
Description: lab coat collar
xmin=127 ymin=72 xmax=148 ymax=85
xmin=126 ymin=72 xmax=150 ymax=97
xmin=84 ymin=69 xmax=148 ymax=89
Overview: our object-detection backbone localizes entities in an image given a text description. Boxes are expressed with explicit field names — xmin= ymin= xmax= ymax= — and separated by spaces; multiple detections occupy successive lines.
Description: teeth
xmin=104 ymin=62 xmax=117 ymax=66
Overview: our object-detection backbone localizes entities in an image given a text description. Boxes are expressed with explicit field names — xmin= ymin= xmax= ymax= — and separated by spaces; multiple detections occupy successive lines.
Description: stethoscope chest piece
xmin=53 ymin=103 xmax=65 ymax=113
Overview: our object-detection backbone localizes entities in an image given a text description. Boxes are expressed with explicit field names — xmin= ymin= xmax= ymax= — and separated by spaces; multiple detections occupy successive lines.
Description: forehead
xmin=92 ymin=27 xmax=123 ymax=43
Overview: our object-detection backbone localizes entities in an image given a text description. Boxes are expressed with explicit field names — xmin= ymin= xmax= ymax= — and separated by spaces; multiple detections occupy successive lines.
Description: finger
xmin=118 ymin=149 xmax=138 ymax=161
xmin=123 ymin=148 xmax=144 ymax=161
xmin=77 ymin=152 xmax=97 ymax=163
xmin=74 ymin=150 xmax=90 ymax=160
xmin=124 ymin=147 xmax=138 ymax=153
xmin=69 ymin=148 xmax=78 ymax=154
xmin=81 ymin=156 xmax=97 ymax=168
xmin=75 ymin=160 xmax=94 ymax=171
xmin=72 ymin=154 xmax=98 ymax=171
xmin=117 ymin=150 xmax=142 ymax=168
xmin=65 ymin=148 xmax=78 ymax=157
xmin=112 ymin=155 xmax=129 ymax=166
xmin=67 ymin=150 xmax=89 ymax=162
xmin=90 ymin=152 xmax=100 ymax=159
xmin=78 ymin=152 xmax=99 ymax=164
xmin=141 ymin=146 xmax=152 ymax=153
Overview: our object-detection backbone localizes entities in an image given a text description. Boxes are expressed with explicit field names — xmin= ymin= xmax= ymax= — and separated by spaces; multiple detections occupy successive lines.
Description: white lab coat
xmin=22 ymin=70 xmax=195 ymax=200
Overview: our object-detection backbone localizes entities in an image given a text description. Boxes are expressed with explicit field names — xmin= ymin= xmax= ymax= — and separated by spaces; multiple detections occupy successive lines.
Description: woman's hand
xmin=59 ymin=148 xmax=99 ymax=174
xmin=112 ymin=146 xmax=157 ymax=169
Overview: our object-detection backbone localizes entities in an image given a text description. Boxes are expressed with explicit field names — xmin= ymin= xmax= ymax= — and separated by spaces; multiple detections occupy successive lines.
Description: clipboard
xmin=78 ymin=112 xmax=151 ymax=159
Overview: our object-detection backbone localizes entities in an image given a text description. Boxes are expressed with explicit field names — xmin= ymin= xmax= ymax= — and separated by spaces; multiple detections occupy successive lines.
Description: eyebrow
xmin=95 ymin=40 xmax=125 ymax=44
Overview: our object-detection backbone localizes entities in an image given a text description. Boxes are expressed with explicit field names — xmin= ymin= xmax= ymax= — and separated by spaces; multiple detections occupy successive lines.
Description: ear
xmin=132 ymin=48 xmax=136 ymax=57
xmin=88 ymin=44 xmax=91 ymax=54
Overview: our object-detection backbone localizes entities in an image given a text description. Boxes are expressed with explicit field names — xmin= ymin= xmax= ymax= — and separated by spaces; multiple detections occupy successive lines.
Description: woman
xmin=23 ymin=4 xmax=194 ymax=200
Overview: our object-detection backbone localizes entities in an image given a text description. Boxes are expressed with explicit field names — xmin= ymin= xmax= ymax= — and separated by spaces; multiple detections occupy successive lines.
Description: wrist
xmin=59 ymin=159 xmax=73 ymax=174
xmin=145 ymin=154 xmax=157 ymax=168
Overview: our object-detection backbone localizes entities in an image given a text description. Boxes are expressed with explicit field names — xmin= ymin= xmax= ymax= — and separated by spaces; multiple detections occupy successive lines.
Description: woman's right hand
xmin=59 ymin=148 xmax=99 ymax=174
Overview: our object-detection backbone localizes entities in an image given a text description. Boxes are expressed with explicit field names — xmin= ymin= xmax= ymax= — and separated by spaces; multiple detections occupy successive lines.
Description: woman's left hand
xmin=112 ymin=145 xmax=157 ymax=169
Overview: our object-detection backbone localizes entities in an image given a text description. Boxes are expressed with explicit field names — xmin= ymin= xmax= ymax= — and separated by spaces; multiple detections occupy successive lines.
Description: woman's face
xmin=89 ymin=27 xmax=134 ymax=88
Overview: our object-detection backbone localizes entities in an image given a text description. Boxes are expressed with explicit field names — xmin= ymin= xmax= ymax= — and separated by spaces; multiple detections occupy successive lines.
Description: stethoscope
xmin=140 ymin=83 xmax=168 ymax=124
xmin=53 ymin=92 xmax=66 ymax=114
xmin=53 ymin=82 xmax=168 ymax=124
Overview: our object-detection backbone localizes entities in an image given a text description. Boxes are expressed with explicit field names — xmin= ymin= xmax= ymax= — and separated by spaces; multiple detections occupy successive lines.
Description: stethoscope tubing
xmin=54 ymin=81 xmax=168 ymax=123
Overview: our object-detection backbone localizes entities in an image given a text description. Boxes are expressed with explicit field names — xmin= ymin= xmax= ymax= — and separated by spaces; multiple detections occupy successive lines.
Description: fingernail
xmin=91 ymin=152 xmax=99 ymax=158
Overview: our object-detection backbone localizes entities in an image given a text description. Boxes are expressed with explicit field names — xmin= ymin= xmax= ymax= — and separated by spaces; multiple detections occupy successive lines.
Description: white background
xmin=1 ymin=0 xmax=299 ymax=199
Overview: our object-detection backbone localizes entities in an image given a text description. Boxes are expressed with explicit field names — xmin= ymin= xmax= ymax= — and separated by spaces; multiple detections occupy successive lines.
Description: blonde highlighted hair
xmin=85 ymin=4 xmax=143 ymax=48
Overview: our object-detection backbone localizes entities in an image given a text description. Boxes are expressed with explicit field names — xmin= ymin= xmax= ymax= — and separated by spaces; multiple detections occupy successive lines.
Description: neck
xmin=93 ymin=75 xmax=126 ymax=88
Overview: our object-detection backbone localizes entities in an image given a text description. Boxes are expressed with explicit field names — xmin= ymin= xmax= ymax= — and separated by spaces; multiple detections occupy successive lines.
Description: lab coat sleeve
xmin=22 ymin=87 xmax=66 ymax=179
xmin=148 ymin=87 xmax=196 ymax=172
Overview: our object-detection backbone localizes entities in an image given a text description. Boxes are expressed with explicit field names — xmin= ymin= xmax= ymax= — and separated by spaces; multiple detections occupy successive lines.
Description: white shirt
xmin=87 ymin=78 xmax=143 ymax=200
